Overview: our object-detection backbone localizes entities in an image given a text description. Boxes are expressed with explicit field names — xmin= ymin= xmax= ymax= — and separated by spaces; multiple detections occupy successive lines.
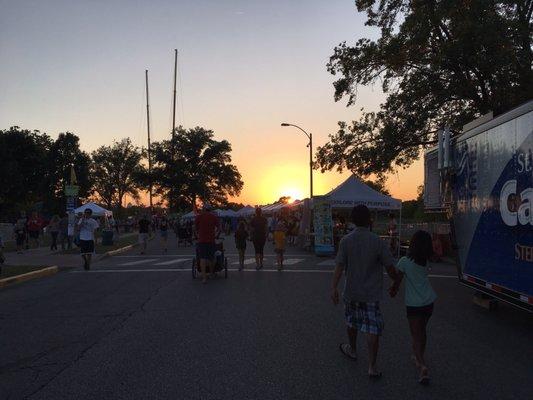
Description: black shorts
xmin=15 ymin=233 xmax=25 ymax=246
xmin=406 ymin=303 xmax=434 ymax=319
xmin=253 ymin=238 xmax=266 ymax=254
xmin=79 ymin=240 xmax=95 ymax=254
xmin=197 ymin=242 xmax=216 ymax=260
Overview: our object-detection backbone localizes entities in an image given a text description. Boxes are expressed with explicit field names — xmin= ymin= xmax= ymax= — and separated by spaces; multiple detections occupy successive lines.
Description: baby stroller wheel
xmin=192 ymin=257 xmax=197 ymax=279
xmin=224 ymin=257 xmax=228 ymax=279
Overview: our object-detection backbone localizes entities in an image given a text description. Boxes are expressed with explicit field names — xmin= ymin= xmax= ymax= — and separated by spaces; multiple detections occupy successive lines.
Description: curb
xmin=0 ymin=266 xmax=58 ymax=289
xmin=98 ymin=234 xmax=156 ymax=261
xmin=98 ymin=243 xmax=138 ymax=260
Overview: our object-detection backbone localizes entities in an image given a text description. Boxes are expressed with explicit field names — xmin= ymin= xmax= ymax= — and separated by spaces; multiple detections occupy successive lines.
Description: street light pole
xmin=309 ymin=132 xmax=313 ymax=199
xmin=281 ymin=123 xmax=313 ymax=199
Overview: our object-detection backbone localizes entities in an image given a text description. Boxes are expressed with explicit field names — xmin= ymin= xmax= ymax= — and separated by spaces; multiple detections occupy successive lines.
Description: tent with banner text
xmin=325 ymin=175 xmax=401 ymax=210
xmin=313 ymin=175 xmax=402 ymax=257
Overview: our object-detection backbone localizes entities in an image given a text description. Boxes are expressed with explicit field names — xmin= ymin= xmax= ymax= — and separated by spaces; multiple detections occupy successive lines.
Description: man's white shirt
xmin=78 ymin=218 xmax=99 ymax=241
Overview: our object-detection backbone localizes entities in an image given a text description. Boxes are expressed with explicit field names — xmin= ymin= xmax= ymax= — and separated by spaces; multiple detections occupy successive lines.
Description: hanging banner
xmin=313 ymin=195 xmax=335 ymax=256
xmin=64 ymin=185 xmax=79 ymax=196
xmin=66 ymin=196 xmax=77 ymax=212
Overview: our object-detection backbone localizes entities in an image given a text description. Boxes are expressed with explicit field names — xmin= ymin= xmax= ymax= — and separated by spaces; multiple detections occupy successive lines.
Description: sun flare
xmin=281 ymin=187 xmax=304 ymax=203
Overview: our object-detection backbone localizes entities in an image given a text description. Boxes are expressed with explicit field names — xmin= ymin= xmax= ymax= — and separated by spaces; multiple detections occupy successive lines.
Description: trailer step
xmin=473 ymin=292 xmax=498 ymax=311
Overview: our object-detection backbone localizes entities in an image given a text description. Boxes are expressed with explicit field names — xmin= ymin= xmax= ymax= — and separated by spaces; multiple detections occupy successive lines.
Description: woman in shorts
xmin=234 ymin=220 xmax=248 ymax=271
xmin=13 ymin=214 xmax=27 ymax=254
xmin=159 ymin=216 xmax=169 ymax=253
xmin=250 ymin=208 xmax=268 ymax=270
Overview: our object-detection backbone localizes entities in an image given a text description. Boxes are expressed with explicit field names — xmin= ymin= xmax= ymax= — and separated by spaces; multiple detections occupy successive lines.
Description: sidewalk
xmin=2 ymin=246 xmax=82 ymax=269
xmin=2 ymin=232 xmax=137 ymax=269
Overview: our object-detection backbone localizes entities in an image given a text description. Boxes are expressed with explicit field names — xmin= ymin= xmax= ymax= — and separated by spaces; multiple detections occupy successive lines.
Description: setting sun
xmin=280 ymin=187 xmax=304 ymax=203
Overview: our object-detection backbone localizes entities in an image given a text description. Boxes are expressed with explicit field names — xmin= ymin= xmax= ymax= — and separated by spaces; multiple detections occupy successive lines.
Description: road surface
xmin=1 ymin=233 xmax=531 ymax=399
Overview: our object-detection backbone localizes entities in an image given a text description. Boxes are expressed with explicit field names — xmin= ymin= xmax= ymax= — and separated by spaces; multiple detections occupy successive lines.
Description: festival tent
xmin=237 ymin=206 xmax=255 ymax=216
xmin=74 ymin=202 xmax=113 ymax=217
xmin=325 ymin=175 xmax=402 ymax=256
xmin=214 ymin=209 xmax=238 ymax=218
xmin=325 ymin=175 xmax=401 ymax=210
xmin=222 ymin=209 xmax=238 ymax=218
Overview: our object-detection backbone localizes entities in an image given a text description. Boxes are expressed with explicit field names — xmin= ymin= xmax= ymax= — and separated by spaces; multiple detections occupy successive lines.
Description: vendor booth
xmin=326 ymin=175 xmax=401 ymax=210
xmin=237 ymin=206 xmax=255 ymax=217
xmin=313 ymin=175 xmax=403 ymax=256
xmin=74 ymin=202 xmax=113 ymax=217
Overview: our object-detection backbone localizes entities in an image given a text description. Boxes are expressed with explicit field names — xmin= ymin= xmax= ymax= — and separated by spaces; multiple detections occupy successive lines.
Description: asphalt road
xmin=1 ymin=233 xmax=532 ymax=400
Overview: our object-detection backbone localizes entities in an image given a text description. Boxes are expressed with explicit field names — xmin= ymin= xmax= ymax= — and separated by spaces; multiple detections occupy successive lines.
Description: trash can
xmin=101 ymin=230 xmax=114 ymax=246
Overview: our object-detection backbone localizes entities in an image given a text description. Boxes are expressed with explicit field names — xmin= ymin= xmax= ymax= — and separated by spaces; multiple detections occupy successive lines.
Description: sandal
xmin=368 ymin=372 xmax=382 ymax=379
xmin=418 ymin=368 xmax=430 ymax=385
xmin=339 ymin=343 xmax=357 ymax=360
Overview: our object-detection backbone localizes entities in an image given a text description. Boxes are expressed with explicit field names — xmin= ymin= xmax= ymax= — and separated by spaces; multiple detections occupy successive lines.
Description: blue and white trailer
xmin=424 ymin=100 xmax=533 ymax=312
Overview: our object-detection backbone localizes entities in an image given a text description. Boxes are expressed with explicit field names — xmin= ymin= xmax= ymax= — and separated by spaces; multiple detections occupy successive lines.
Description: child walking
xmin=234 ymin=221 xmax=248 ymax=271
xmin=389 ymin=230 xmax=436 ymax=385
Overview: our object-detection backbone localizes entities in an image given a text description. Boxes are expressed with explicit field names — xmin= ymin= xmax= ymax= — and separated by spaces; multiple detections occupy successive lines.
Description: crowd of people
xmin=1 ymin=203 xmax=437 ymax=385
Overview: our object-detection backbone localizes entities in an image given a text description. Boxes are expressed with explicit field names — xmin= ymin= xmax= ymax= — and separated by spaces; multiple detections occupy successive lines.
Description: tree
xmin=364 ymin=178 xmax=390 ymax=196
xmin=316 ymin=0 xmax=532 ymax=177
xmin=276 ymin=196 xmax=292 ymax=204
xmin=44 ymin=132 xmax=92 ymax=214
xmin=91 ymin=138 xmax=145 ymax=213
xmin=151 ymin=126 xmax=243 ymax=210
xmin=0 ymin=127 xmax=52 ymax=218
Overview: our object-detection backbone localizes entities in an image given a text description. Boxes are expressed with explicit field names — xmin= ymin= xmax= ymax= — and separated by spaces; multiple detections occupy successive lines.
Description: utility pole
xmin=172 ymin=49 xmax=177 ymax=141
xmin=309 ymin=132 xmax=313 ymax=199
xmin=145 ymin=69 xmax=153 ymax=212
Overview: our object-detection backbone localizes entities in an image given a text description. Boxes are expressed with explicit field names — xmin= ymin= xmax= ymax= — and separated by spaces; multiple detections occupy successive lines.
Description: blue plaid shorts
xmin=344 ymin=301 xmax=384 ymax=336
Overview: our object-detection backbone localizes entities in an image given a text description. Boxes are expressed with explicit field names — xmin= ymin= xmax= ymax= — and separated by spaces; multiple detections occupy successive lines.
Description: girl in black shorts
xmin=389 ymin=231 xmax=437 ymax=385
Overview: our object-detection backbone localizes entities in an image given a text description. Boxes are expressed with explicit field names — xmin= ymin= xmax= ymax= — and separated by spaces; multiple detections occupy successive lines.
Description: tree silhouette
xmin=150 ymin=126 xmax=243 ymax=210
xmin=0 ymin=127 xmax=51 ymax=218
xmin=317 ymin=0 xmax=532 ymax=177
xmin=92 ymin=138 xmax=145 ymax=213
xmin=44 ymin=132 xmax=92 ymax=214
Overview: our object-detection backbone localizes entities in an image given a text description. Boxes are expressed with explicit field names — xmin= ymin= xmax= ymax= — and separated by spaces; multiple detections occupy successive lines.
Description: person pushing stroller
xmin=195 ymin=203 xmax=221 ymax=284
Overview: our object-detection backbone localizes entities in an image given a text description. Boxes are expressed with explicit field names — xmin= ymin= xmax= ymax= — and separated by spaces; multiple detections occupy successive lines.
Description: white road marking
xmin=72 ymin=269 xmax=190 ymax=273
xmin=153 ymin=258 xmax=190 ymax=266
xmin=231 ymin=258 xmax=261 ymax=265
xmin=119 ymin=259 xmax=157 ymax=266
xmin=71 ymin=269 xmax=457 ymax=278
xmin=114 ymin=253 xmax=313 ymax=258
xmin=317 ymin=259 xmax=335 ymax=266
xmin=283 ymin=258 xmax=304 ymax=265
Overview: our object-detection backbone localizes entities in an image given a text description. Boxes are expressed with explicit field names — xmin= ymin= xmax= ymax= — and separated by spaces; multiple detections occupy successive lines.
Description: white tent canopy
xmin=326 ymin=175 xmax=401 ymax=210
xmin=214 ymin=209 xmax=238 ymax=218
xmin=74 ymin=202 xmax=113 ymax=217
xmin=237 ymin=206 xmax=255 ymax=216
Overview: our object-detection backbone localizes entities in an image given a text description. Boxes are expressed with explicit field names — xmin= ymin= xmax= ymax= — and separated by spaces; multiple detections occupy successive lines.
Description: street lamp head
xmin=281 ymin=123 xmax=290 ymax=127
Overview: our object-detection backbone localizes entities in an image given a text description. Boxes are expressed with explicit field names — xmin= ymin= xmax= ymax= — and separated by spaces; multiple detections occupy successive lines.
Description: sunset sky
xmin=0 ymin=0 xmax=423 ymax=205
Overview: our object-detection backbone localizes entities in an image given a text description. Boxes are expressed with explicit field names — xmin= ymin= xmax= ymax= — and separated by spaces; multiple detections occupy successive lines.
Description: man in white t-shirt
xmin=77 ymin=208 xmax=99 ymax=270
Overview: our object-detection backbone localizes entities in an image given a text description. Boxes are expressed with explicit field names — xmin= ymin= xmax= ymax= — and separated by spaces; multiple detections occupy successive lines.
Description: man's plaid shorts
xmin=344 ymin=301 xmax=384 ymax=336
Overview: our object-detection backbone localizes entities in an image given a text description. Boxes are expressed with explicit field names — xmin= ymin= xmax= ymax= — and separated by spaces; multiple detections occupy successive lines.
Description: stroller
xmin=176 ymin=226 xmax=193 ymax=247
xmin=192 ymin=239 xmax=228 ymax=279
